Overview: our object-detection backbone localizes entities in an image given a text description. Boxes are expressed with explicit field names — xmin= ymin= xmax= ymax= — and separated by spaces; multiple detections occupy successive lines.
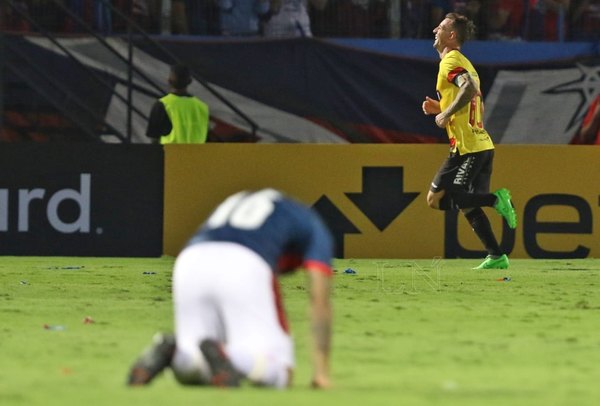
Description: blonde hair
xmin=445 ymin=13 xmax=476 ymax=44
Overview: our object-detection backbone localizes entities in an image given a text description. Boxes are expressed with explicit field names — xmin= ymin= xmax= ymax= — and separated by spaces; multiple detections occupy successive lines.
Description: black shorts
xmin=430 ymin=149 xmax=494 ymax=194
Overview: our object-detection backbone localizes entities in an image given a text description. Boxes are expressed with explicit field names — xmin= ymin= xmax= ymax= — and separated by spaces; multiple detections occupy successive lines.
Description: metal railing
xmin=2 ymin=0 xmax=259 ymax=143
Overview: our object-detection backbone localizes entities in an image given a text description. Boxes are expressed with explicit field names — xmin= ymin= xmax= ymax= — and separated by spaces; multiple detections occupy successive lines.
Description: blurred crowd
xmin=1 ymin=0 xmax=599 ymax=41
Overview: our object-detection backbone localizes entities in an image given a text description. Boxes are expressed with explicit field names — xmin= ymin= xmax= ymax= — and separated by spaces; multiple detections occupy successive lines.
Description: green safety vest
xmin=159 ymin=93 xmax=209 ymax=144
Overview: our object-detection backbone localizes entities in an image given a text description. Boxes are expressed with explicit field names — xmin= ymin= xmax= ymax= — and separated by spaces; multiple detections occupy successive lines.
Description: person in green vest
xmin=146 ymin=64 xmax=209 ymax=144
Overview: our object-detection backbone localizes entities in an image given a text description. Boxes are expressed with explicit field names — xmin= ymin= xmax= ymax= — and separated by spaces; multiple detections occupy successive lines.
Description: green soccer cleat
xmin=472 ymin=254 xmax=510 ymax=270
xmin=493 ymin=188 xmax=517 ymax=229
xmin=127 ymin=332 xmax=176 ymax=386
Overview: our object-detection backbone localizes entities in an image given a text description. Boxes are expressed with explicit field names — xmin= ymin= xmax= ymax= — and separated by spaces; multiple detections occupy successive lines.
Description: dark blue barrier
xmin=3 ymin=35 xmax=599 ymax=144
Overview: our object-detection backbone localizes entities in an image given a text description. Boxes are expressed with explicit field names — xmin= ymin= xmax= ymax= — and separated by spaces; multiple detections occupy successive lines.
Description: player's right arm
xmin=422 ymin=96 xmax=441 ymax=115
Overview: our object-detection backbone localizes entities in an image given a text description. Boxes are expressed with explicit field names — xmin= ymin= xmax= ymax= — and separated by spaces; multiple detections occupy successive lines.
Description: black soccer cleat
xmin=128 ymin=332 xmax=176 ymax=386
xmin=200 ymin=339 xmax=243 ymax=387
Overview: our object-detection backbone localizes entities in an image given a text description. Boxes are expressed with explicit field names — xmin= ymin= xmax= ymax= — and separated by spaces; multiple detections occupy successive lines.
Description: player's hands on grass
xmin=311 ymin=374 xmax=331 ymax=389
xmin=422 ymin=96 xmax=441 ymax=115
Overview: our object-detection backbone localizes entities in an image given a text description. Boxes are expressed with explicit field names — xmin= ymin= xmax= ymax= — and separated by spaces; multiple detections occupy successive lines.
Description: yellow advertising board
xmin=164 ymin=144 xmax=600 ymax=259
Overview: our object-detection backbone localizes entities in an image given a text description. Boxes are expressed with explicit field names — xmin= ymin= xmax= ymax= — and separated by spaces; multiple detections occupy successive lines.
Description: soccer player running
xmin=128 ymin=189 xmax=333 ymax=389
xmin=422 ymin=13 xmax=517 ymax=270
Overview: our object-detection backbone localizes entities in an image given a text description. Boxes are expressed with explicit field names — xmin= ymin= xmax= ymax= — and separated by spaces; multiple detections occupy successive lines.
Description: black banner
xmin=0 ymin=144 xmax=163 ymax=256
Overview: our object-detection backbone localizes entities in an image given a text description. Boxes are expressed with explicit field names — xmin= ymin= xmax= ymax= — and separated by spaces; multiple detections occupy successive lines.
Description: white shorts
xmin=171 ymin=242 xmax=294 ymax=384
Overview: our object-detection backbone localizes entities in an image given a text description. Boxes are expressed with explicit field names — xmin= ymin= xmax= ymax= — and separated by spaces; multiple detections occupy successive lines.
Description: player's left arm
xmin=300 ymin=210 xmax=334 ymax=388
xmin=435 ymin=71 xmax=478 ymax=128
xmin=306 ymin=265 xmax=332 ymax=389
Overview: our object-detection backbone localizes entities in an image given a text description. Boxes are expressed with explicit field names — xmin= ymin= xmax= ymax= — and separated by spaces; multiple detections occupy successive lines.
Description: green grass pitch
xmin=1 ymin=256 xmax=599 ymax=405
